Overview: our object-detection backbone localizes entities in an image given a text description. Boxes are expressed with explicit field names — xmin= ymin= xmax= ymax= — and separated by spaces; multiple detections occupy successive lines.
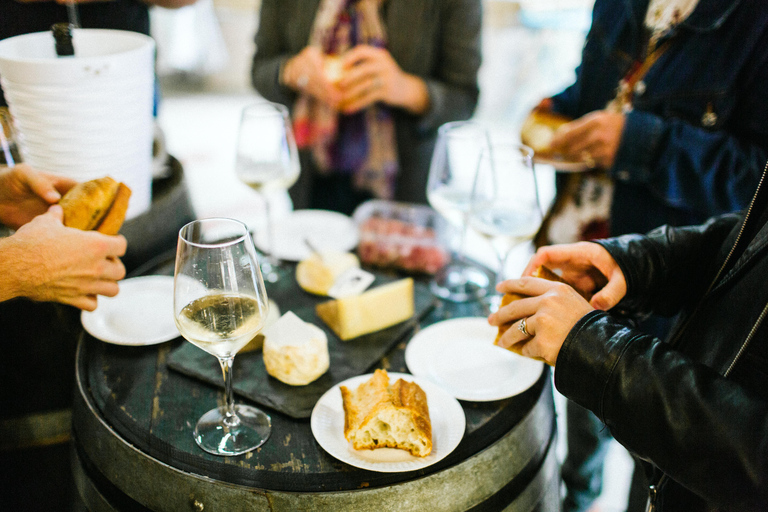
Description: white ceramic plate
xmin=255 ymin=209 xmax=359 ymax=262
xmin=311 ymin=372 xmax=465 ymax=473
xmin=405 ymin=317 xmax=544 ymax=401
xmin=81 ymin=275 xmax=179 ymax=346
xmin=534 ymin=155 xmax=589 ymax=173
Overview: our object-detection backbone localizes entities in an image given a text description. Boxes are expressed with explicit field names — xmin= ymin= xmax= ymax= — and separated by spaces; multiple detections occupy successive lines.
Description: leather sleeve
xmin=594 ymin=212 xmax=742 ymax=317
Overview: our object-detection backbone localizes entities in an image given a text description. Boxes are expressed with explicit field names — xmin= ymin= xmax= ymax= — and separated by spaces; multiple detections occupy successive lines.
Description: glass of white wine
xmin=174 ymin=218 xmax=272 ymax=456
xmin=235 ymin=101 xmax=300 ymax=282
xmin=469 ymin=143 xmax=542 ymax=310
xmin=426 ymin=120 xmax=493 ymax=302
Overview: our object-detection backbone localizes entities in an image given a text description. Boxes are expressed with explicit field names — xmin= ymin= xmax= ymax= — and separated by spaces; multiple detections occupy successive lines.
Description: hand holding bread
xmin=490 ymin=265 xmax=594 ymax=366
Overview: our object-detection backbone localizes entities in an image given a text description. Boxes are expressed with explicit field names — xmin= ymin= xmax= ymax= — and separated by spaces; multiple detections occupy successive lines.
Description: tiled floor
xmin=155 ymin=2 xmax=637 ymax=510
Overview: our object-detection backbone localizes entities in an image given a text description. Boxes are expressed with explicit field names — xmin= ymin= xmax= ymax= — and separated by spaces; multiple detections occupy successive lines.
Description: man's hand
xmin=0 ymin=164 xmax=76 ymax=229
xmin=0 ymin=205 xmax=127 ymax=310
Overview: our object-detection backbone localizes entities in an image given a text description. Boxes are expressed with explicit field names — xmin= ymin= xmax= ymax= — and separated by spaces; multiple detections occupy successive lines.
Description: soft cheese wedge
xmin=262 ymin=311 xmax=329 ymax=385
xmin=315 ymin=278 xmax=414 ymax=340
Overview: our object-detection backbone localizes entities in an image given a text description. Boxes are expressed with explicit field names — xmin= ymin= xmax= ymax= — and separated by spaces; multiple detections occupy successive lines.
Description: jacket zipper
xmin=647 ymin=160 xmax=768 ymax=512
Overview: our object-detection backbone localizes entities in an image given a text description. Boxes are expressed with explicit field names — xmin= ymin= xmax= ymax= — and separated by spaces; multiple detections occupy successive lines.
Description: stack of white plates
xmin=0 ymin=29 xmax=156 ymax=219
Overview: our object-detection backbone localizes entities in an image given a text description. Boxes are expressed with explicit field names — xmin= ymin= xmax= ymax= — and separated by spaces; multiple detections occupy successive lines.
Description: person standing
xmin=251 ymin=0 xmax=482 ymax=215
xmin=490 ymin=156 xmax=768 ymax=510
xmin=528 ymin=0 xmax=768 ymax=509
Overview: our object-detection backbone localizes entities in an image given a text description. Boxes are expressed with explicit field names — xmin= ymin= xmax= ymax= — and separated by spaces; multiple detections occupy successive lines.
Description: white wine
xmin=469 ymin=205 xmax=540 ymax=256
xmin=176 ymin=293 xmax=264 ymax=358
xmin=237 ymin=158 xmax=299 ymax=193
xmin=427 ymin=188 xmax=471 ymax=229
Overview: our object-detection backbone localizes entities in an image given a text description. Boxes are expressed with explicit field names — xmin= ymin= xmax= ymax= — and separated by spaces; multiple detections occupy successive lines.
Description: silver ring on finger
xmin=518 ymin=317 xmax=531 ymax=337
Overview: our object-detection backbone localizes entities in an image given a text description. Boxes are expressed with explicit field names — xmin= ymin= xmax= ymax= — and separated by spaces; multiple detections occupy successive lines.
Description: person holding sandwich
xmin=489 ymin=159 xmax=768 ymax=510
xmin=0 ymin=163 xmax=127 ymax=510
xmin=0 ymin=163 xmax=127 ymax=310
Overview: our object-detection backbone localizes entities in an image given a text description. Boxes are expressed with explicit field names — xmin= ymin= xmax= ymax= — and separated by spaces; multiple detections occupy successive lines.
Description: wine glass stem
xmin=217 ymin=356 xmax=239 ymax=428
xmin=260 ymin=194 xmax=280 ymax=283
xmin=264 ymin=195 xmax=278 ymax=266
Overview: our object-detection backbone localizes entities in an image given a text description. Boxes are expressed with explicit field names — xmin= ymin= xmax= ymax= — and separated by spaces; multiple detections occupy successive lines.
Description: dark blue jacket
xmin=551 ymin=0 xmax=768 ymax=236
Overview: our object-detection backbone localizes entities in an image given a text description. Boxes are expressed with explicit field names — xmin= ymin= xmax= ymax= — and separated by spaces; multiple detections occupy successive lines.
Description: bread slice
xmin=60 ymin=177 xmax=120 ymax=231
xmin=520 ymin=109 xmax=571 ymax=157
xmin=95 ymin=182 xmax=131 ymax=235
xmin=341 ymin=369 xmax=432 ymax=457
xmin=60 ymin=176 xmax=131 ymax=234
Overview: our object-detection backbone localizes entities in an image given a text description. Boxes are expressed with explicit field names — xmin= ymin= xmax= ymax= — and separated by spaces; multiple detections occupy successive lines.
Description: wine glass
xmin=235 ymin=101 xmax=300 ymax=282
xmin=0 ymin=108 xmax=20 ymax=166
xmin=426 ymin=121 xmax=493 ymax=302
xmin=174 ymin=218 xmax=272 ymax=456
xmin=468 ymin=143 xmax=542 ymax=310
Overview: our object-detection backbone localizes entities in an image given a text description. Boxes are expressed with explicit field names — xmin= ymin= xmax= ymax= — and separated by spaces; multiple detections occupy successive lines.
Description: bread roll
xmin=341 ymin=369 xmax=432 ymax=457
xmin=520 ymin=110 xmax=572 ymax=157
xmin=324 ymin=55 xmax=343 ymax=84
xmin=59 ymin=177 xmax=131 ymax=235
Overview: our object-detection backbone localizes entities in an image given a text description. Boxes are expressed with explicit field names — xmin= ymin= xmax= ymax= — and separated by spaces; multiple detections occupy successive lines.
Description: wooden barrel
xmin=71 ymin=259 xmax=561 ymax=511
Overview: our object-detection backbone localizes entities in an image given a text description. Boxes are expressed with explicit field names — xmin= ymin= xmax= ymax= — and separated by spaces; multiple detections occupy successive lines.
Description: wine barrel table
xmin=72 ymin=257 xmax=560 ymax=512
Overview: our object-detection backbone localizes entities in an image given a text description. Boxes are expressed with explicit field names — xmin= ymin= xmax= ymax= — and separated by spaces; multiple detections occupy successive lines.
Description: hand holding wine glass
xmin=174 ymin=218 xmax=272 ymax=456
xmin=235 ymin=101 xmax=300 ymax=282
xmin=469 ymin=143 xmax=541 ymax=310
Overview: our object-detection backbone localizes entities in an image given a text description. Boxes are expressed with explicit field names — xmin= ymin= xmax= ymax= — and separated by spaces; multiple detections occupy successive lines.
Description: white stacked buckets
xmin=0 ymin=29 xmax=156 ymax=219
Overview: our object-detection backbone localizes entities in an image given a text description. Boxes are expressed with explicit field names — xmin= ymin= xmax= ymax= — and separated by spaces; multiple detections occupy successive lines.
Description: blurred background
xmin=151 ymin=1 xmax=633 ymax=510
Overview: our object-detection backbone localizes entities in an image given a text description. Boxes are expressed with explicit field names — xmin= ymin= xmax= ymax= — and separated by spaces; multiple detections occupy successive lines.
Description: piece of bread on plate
xmin=520 ymin=109 xmax=572 ymax=157
xmin=340 ymin=369 xmax=432 ymax=457
xmin=59 ymin=176 xmax=131 ymax=235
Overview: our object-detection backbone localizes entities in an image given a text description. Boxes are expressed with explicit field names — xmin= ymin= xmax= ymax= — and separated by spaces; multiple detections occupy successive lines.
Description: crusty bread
xmin=59 ymin=177 xmax=131 ymax=235
xmin=341 ymin=369 xmax=432 ymax=457
xmin=323 ymin=55 xmax=343 ymax=84
xmin=494 ymin=265 xmax=589 ymax=353
xmin=520 ymin=109 xmax=572 ymax=157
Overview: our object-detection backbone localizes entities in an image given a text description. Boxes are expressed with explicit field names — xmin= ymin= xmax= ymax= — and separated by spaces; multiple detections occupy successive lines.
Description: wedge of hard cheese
xmin=315 ymin=278 xmax=414 ymax=341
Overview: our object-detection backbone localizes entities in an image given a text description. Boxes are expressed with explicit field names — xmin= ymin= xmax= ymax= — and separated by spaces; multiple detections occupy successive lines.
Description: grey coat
xmin=250 ymin=0 xmax=482 ymax=206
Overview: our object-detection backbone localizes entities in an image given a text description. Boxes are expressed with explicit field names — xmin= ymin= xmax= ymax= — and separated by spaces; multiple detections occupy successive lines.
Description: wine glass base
xmin=430 ymin=261 xmax=492 ymax=303
xmin=194 ymin=404 xmax=272 ymax=456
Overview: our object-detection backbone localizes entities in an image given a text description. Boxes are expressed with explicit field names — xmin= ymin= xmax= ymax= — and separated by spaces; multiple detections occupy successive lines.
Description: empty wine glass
xmin=0 ymin=108 xmax=20 ymax=166
xmin=469 ymin=143 xmax=542 ymax=310
xmin=426 ymin=121 xmax=493 ymax=302
xmin=174 ymin=218 xmax=271 ymax=456
xmin=235 ymin=101 xmax=300 ymax=282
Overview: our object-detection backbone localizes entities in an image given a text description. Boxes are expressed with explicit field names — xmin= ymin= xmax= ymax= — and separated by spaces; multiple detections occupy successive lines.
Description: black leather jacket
xmin=555 ymin=162 xmax=768 ymax=510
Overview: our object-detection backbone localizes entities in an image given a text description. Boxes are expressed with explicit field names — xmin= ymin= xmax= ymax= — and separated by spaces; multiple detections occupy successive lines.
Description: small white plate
xmin=405 ymin=317 xmax=544 ymax=401
xmin=255 ymin=209 xmax=359 ymax=262
xmin=81 ymin=275 xmax=179 ymax=346
xmin=311 ymin=372 xmax=465 ymax=473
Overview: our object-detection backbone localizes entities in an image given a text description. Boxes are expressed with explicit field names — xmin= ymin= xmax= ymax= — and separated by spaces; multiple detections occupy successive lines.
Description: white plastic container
xmin=0 ymin=29 xmax=156 ymax=219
